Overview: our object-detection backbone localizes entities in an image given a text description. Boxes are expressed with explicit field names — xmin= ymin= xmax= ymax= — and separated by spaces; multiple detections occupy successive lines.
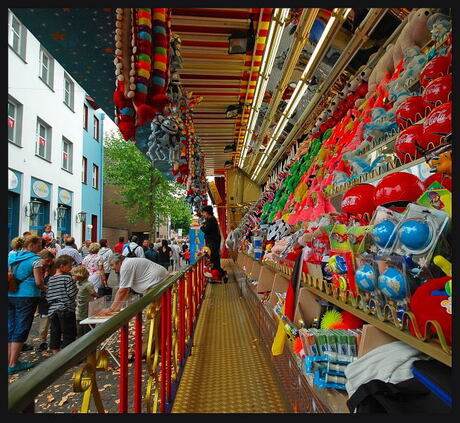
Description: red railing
xmin=8 ymin=257 xmax=207 ymax=413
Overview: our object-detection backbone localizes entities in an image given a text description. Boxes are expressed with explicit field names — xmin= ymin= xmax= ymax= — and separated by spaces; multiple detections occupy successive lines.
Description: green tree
xmin=104 ymin=131 xmax=190 ymax=240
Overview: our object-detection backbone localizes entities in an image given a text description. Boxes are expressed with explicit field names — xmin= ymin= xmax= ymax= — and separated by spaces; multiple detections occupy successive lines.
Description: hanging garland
xmin=113 ymin=8 xmax=170 ymax=140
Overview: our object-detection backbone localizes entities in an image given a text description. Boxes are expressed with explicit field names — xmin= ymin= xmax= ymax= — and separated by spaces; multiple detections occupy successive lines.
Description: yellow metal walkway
xmin=172 ymin=261 xmax=291 ymax=413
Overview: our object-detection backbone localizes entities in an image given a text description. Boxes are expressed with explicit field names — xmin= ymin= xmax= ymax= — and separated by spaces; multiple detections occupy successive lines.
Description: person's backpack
xmin=8 ymin=264 xmax=33 ymax=293
xmin=126 ymin=245 xmax=139 ymax=258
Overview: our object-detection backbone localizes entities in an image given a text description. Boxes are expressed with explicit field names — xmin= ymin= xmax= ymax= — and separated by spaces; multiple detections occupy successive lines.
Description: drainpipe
xmin=99 ymin=112 xmax=105 ymax=241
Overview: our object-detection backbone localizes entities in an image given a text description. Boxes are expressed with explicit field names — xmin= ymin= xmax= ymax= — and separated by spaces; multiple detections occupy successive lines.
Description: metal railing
xmin=8 ymin=257 xmax=205 ymax=413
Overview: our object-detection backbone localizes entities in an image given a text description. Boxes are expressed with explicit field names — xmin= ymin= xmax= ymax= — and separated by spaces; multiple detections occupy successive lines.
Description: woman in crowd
xmin=98 ymin=238 xmax=113 ymax=282
xmin=8 ymin=235 xmax=46 ymax=374
xmin=82 ymin=243 xmax=107 ymax=291
xmin=9 ymin=236 xmax=25 ymax=255
xmin=157 ymin=239 xmax=172 ymax=270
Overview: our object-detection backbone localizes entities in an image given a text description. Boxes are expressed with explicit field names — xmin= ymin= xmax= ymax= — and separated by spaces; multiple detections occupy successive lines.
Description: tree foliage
xmin=104 ymin=131 xmax=191 ymax=238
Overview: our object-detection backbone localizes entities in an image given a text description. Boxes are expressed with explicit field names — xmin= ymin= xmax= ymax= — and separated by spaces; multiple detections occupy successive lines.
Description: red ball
xmin=423 ymin=173 xmax=452 ymax=191
xmin=341 ymin=184 xmax=376 ymax=216
xmin=420 ymin=55 xmax=451 ymax=88
xmin=373 ymin=172 xmax=425 ymax=211
xmin=423 ymin=74 xmax=452 ymax=113
xmin=395 ymin=96 xmax=426 ymax=130
xmin=422 ymin=101 xmax=451 ymax=150
xmin=394 ymin=125 xmax=424 ymax=163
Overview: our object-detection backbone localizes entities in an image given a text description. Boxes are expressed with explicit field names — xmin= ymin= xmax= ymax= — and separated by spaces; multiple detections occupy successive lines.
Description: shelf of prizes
xmin=233 ymin=16 xmax=452 ymax=412
xmin=236 ymin=249 xmax=451 ymax=412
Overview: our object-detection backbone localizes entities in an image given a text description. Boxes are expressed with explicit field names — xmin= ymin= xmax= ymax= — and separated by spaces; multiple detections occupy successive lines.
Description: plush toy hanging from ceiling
xmin=113 ymin=8 xmax=170 ymax=141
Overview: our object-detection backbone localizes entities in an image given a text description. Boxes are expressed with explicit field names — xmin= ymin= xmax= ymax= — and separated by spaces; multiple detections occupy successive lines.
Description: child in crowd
xmin=36 ymin=249 xmax=55 ymax=351
xmin=71 ymin=265 xmax=99 ymax=338
xmin=183 ymin=249 xmax=190 ymax=265
xmin=46 ymin=255 xmax=78 ymax=354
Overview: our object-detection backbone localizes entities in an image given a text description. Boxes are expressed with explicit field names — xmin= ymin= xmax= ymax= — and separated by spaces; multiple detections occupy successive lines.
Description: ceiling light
xmin=225 ymin=103 xmax=243 ymax=119
xmin=238 ymin=8 xmax=290 ymax=168
xmin=228 ymin=15 xmax=255 ymax=54
xmin=224 ymin=143 xmax=236 ymax=152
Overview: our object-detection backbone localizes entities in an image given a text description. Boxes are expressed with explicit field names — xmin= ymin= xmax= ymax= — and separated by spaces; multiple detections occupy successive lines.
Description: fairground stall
xmin=8 ymin=7 xmax=452 ymax=414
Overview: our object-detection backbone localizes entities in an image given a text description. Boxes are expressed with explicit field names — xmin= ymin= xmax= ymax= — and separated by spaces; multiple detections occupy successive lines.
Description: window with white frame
xmin=36 ymin=119 xmax=52 ymax=161
xmin=39 ymin=47 xmax=54 ymax=89
xmin=92 ymin=164 xmax=99 ymax=189
xmin=8 ymin=97 xmax=23 ymax=146
xmin=93 ymin=116 xmax=100 ymax=140
xmin=64 ymin=73 xmax=74 ymax=110
xmin=8 ymin=11 xmax=26 ymax=59
xmin=62 ymin=137 xmax=73 ymax=173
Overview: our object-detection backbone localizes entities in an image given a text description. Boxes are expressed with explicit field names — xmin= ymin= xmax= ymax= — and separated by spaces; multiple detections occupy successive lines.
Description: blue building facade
xmin=81 ymin=95 xmax=104 ymax=242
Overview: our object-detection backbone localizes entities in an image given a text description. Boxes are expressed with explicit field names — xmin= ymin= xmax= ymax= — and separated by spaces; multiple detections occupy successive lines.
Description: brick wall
xmin=103 ymin=184 xmax=170 ymax=242
xmin=102 ymin=227 xmax=129 ymax=249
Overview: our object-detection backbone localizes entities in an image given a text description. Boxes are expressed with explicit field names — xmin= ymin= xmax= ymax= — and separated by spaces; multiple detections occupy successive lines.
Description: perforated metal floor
xmin=172 ymin=260 xmax=291 ymax=413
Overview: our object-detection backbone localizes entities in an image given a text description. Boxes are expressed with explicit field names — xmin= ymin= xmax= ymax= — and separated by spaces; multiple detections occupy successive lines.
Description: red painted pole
xmin=134 ymin=313 xmax=142 ymax=413
xmin=166 ymin=288 xmax=172 ymax=402
xmin=119 ymin=323 xmax=129 ymax=413
xmin=160 ymin=294 xmax=166 ymax=413
xmin=194 ymin=265 xmax=198 ymax=316
xmin=178 ymin=276 xmax=185 ymax=363
xmin=187 ymin=270 xmax=193 ymax=337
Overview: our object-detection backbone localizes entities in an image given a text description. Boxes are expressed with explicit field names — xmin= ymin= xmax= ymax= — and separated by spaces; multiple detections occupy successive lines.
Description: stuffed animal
xmin=170 ymin=33 xmax=183 ymax=70
xmin=408 ymin=276 xmax=452 ymax=345
xmin=367 ymin=45 xmax=395 ymax=96
xmin=398 ymin=8 xmax=434 ymax=53
xmin=147 ymin=114 xmax=180 ymax=163
xmin=426 ymin=12 xmax=451 ymax=42
xmin=399 ymin=47 xmax=429 ymax=88
xmin=428 ymin=150 xmax=452 ymax=176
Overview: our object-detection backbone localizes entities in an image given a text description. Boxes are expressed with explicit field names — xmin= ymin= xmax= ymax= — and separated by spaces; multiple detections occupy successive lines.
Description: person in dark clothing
xmin=200 ymin=205 xmax=227 ymax=282
xmin=157 ymin=240 xmax=172 ymax=270
xmin=145 ymin=243 xmax=159 ymax=263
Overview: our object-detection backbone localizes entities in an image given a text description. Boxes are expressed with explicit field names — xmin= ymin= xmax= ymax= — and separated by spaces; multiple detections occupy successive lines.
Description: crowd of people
xmin=7 ymin=225 xmax=189 ymax=375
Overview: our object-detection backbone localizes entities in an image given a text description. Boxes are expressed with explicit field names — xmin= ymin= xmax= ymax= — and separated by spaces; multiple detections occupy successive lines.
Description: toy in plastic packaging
xmin=417 ymin=181 xmax=452 ymax=218
xmin=376 ymin=255 xmax=412 ymax=315
xmin=347 ymin=225 xmax=371 ymax=254
xmin=361 ymin=206 xmax=404 ymax=256
xmin=354 ymin=253 xmax=384 ymax=305
xmin=326 ymin=250 xmax=358 ymax=300
xmin=328 ymin=224 xmax=352 ymax=251
xmin=391 ymin=203 xmax=449 ymax=268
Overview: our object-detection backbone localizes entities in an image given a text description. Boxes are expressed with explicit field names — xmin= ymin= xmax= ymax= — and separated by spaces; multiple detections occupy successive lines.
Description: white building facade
xmin=8 ymin=10 xmax=89 ymax=246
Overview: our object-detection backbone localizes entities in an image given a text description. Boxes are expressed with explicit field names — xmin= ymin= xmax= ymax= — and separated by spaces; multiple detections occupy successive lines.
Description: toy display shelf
xmin=301 ymin=274 xmax=451 ymax=367
xmin=240 ymin=265 xmax=350 ymax=413
xmin=358 ymin=117 xmax=425 ymax=157
xmin=326 ymin=155 xmax=427 ymax=199
xmin=406 ymin=32 xmax=451 ymax=92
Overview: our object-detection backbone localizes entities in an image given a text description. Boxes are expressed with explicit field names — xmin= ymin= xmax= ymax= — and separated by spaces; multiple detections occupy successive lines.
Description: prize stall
xmin=231 ymin=8 xmax=452 ymax=413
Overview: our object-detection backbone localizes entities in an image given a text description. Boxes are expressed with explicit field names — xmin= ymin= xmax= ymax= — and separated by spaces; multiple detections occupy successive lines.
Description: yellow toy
xmin=428 ymin=150 xmax=451 ymax=176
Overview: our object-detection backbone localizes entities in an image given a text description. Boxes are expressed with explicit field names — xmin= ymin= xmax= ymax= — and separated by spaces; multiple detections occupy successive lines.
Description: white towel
xmin=345 ymin=341 xmax=430 ymax=398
